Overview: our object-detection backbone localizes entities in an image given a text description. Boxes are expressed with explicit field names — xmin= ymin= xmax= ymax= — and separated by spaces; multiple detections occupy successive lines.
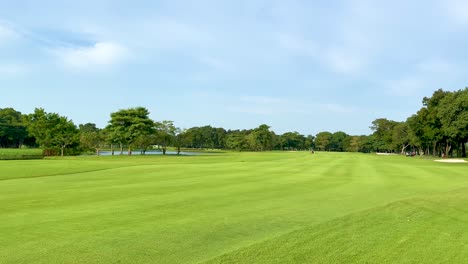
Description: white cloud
xmin=445 ymin=0 xmax=468 ymax=25
xmin=53 ymin=42 xmax=128 ymax=70
xmin=0 ymin=23 xmax=19 ymax=44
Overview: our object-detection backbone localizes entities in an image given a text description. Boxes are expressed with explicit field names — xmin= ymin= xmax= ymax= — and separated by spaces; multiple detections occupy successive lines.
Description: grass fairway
xmin=1 ymin=152 xmax=467 ymax=263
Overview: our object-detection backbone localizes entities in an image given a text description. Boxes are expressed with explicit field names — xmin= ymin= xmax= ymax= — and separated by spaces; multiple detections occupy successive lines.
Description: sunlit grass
xmin=1 ymin=152 xmax=467 ymax=263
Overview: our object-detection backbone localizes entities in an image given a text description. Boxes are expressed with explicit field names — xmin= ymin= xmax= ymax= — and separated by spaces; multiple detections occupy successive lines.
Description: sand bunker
xmin=434 ymin=159 xmax=467 ymax=163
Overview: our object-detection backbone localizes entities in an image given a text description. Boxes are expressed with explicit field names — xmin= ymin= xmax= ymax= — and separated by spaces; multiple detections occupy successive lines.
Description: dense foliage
xmin=0 ymin=88 xmax=466 ymax=156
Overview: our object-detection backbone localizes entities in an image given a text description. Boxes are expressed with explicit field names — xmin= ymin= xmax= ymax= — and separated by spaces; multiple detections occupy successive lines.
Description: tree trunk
xmin=400 ymin=144 xmax=409 ymax=155
xmin=120 ymin=143 xmax=123 ymax=155
xmin=96 ymin=148 xmax=100 ymax=156
xmin=433 ymin=142 xmax=437 ymax=156
xmin=61 ymin=145 xmax=65 ymax=157
xmin=462 ymin=142 xmax=467 ymax=158
xmin=163 ymin=146 xmax=166 ymax=155
xmin=128 ymin=147 xmax=132 ymax=156
xmin=111 ymin=144 xmax=114 ymax=156
xmin=445 ymin=141 xmax=451 ymax=157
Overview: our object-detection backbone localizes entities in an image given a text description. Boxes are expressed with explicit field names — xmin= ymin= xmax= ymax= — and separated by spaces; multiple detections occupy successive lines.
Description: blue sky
xmin=1 ymin=0 xmax=467 ymax=135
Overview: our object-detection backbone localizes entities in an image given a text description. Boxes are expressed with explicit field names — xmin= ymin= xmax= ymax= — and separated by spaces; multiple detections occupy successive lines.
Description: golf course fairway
xmin=1 ymin=152 xmax=468 ymax=263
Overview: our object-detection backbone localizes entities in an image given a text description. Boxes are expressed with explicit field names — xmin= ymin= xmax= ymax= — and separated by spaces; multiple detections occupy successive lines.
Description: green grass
xmin=1 ymin=152 xmax=467 ymax=263
xmin=0 ymin=148 xmax=42 ymax=155
xmin=0 ymin=148 xmax=43 ymax=160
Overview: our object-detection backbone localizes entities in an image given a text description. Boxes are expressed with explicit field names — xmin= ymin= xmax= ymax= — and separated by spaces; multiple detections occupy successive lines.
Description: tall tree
xmin=79 ymin=123 xmax=104 ymax=156
xmin=108 ymin=107 xmax=154 ymax=155
xmin=422 ymin=89 xmax=448 ymax=156
xmin=370 ymin=118 xmax=398 ymax=152
xmin=248 ymin=124 xmax=275 ymax=151
xmin=305 ymin=135 xmax=316 ymax=150
xmin=392 ymin=122 xmax=411 ymax=154
xmin=225 ymin=130 xmax=249 ymax=151
xmin=329 ymin=131 xmax=348 ymax=152
xmin=437 ymin=88 xmax=468 ymax=157
xmin=174 ymin=128 xmax=188 ymax=155
xmin=315 ymin=132 xmax=332 ymax=151
xmin=280 ymin=132 xmax=306 ymax=150
xmin=155 ymin=120 xmax=176 ymax=155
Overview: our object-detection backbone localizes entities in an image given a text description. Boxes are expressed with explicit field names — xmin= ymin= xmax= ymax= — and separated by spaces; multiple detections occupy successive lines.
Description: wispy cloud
xmin=444 ymin=0 xmax=468 ymax=25
xmin=52 ymin=42 xmax=129 ymax=70
xmin=137 ymin=19 xmax=213 ymax=50
xmin=0 ymin=22 xmax=19 ymax=44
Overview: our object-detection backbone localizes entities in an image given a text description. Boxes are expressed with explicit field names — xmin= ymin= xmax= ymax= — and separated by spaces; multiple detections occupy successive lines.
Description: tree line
xmin=368 ymin=88 xmax=467 ymax=157
xmin=0 ymin=88 xmax=466 ymax=157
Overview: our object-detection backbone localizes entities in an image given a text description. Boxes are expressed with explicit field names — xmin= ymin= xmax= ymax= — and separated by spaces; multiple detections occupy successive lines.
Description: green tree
xmin=305 ymin=135 xmax=315 ymax=150
xmin=437 ymin=88 xmax=468 ymax=157
xmin=315 ymin=131 xmax=332 ymax=151
xmin=174 ymin=128 xmax=189 ymax=155
xmin=248 ymin=124 xmax=275 ymax=151
xmin=0 ymin=108 xmax=30 ymax=148
xmin=108 ymin=107 xmax=154 ymax=155
xmin=422 ymin=89 xmax=448 ymax=156
xmin=370 ymin=118 xmax=398 ymax=152
xmin=329 ymin=131 xmax=348 ymax=151
xmin=225 ymin=131 xmax=249 ymax=151
xmin=26 ymin=108 xmax=79 ymax=156
xmin=155 ymin=120 xmax=176 ymax=155
xmin=134 ymin=134 xmax=157 ymax=155
xmin=79 ymin=123 xmax=104 ymax=155
xmin=346 ymin=136 xmax=362 ymax=152
xmin=280 ymin=132 xmax=306 ymax=150
xmin=392 ymin=122 xmax=411 ymax=154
